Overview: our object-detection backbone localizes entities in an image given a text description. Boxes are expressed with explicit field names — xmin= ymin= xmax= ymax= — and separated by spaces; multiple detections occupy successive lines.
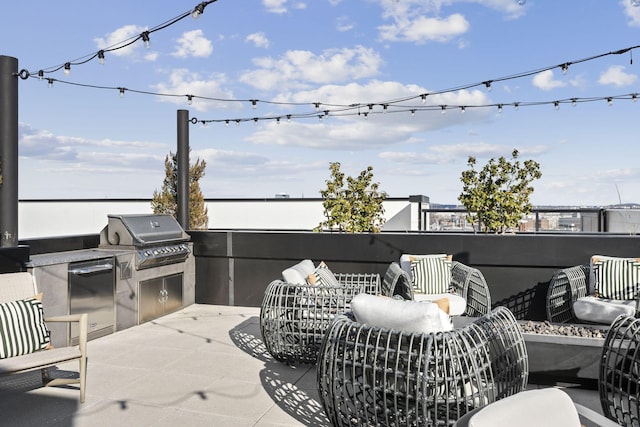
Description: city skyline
xmin=3 ymin=1 xmax=640 ymax=206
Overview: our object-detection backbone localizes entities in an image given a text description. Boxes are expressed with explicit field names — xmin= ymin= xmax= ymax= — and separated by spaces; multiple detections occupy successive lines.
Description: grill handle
xmin=68 ymin=263 xmax=114 ymax=275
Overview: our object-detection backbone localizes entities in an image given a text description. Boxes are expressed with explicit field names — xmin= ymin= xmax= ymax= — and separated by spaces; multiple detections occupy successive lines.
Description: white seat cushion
xmin=350 ymin=293 xmax=452 ymax=334
xmin=413 ymin=293 xmax=467 ymax=316
xmin=573 ymin=295 xmax=636 ymax=324
xmin=464 ymin=388 xmax=581 ymax=427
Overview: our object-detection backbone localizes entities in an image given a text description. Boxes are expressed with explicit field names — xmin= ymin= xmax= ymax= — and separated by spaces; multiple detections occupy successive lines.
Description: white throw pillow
xmin=281 ymin=259 xmax=315 ymax=284
xmin=350 ymin=293 xmax=452 ymax=334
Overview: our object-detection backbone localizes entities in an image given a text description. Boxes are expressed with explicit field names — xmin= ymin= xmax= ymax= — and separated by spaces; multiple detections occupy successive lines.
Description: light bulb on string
xmin=421 ymin=94 xmax=427 ymax=104
xmin=497 ymin=104 xmax=503 ymax=113
xmin=441 ymin=105 xmax=447 ymax=114
xmin=571 ymin=98 xmax=577 ymax=107
xmin=561 ymin=63 xmax=569 ymax=75
xmin=554 ymin=101 xmax=560 ymax=111
xmin=37 ymin=70 xmax=44 ymax=80
xmin=141 ymin=31 xmax=151 ymax=49
xmin=47 ymin=78 xmax=54 ymax=88
xmin=314 ymin=102 xmax=320 ymax=111
xmin=382 ymin=104 xmax=388 ymax=113
xmin=97 ymin=50 xmax=105 ymax=65
xmin=225 ymin=120 xmax=229 ymax=127
xmin=460 ymin=106 xmax=466 ymax=114
xmin=484 ymin=81 xmax=492 ymax=92
xmin=514 ymin=102 xmax=519 ymax=111
xmin=187 ymin=95 xmax=193 ymax=105
xmin=287 ymin=115 xmax=292 ymax=123
xmin=192 ymin=2 xmax=205 ymax=19
xmin=276 ymin=117 xmax=281 ymax=125
xmin=119 ymin=87 xmax=126 ymax=98
xmin=607 ymin=97 xmax=613 ymax=106
xmin=251 ymin=99 xmax=257 ymax=109
xmin=410 ymin=109 xmax=415 ymax=117
xmin=63 ymin=62 xmax=71 ymax=75
xmin=633 ymin=93 xmax=638 ymax=102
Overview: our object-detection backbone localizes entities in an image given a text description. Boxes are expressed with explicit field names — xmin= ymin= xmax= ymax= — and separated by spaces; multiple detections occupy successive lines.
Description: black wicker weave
xmin=260 ymin=271 xmax=383 ymax=365
xmin=546 ymin=265 xmax=590 ymax=323
xmin=451 ymin=262 xmax=492 ymax=317
xmin=317 ymin=306 xmax=528 ymax=426
xmin=600 ymin=314 xmax=640 ymax=426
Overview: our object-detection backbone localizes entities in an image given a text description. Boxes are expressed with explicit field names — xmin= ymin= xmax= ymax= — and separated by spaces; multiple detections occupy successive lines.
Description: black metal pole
xmin=0 ymin=56 xmax=18 ymax=247
xmin=177 ymin=109 xmax=189 ymax=230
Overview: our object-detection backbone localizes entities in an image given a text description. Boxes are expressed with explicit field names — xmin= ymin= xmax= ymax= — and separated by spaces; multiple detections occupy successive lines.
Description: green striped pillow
xmin=593 ymin=258 xmax=640 ymax=300
xmin=410 ymin=256 xmax=452 ymax=294
xmin=0 ymin=296 xmax=51 ymax=359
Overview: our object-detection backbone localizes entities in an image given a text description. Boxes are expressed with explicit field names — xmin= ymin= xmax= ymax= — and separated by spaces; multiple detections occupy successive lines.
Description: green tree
xmin=459 ymin=149 xmax=542 ymax=234
xmin=315 ymin=162 xmax=387 ymax=233
xmin=151 ymin=150 xmax=209 ymax=230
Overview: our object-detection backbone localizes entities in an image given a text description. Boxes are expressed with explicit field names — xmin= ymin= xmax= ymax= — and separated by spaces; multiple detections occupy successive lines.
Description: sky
xmin=2 ymin=0 xmax=640 ymax=206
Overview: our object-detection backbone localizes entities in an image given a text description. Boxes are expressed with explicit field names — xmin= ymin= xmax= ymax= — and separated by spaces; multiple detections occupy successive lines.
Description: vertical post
xmin=176 ymin=110 xmax=189 ymax=230
xmin=0 ymin=56 xmax=19 ymax=247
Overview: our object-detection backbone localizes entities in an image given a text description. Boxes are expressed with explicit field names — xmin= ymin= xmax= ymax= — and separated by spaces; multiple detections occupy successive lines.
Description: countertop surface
xmin=26 ymin=248 xmax=131 ymax=267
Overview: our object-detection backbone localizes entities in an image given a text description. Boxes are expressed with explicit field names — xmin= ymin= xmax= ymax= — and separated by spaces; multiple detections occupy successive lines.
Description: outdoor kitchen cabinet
xmin=139 ymin=273 xmax=183 ymax=323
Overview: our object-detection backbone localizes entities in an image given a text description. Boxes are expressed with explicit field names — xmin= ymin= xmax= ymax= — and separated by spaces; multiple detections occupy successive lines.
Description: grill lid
xmin=100 ymin=214 xmax=190 ymax=247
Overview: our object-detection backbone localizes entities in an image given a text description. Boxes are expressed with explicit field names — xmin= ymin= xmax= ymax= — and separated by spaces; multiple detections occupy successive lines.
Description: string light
xmin=118 ymin=87 xmax=126 ymax=98
xmin=63 ymin=62 xmax=71 ymax=75
xmin=441 ymin=105 xmax=447 ymax=114
xmin=460 ymin=106 xmax=466 ymax=114
xmin=561 ymin=63 xmax=570 ymax=74
xmin=251 ymin=99 xmax=257 ymax=109
xmin=18 ymin=0 xmax=220 ymax=78
xmin=187 ymin=95 xmax=193 ymax=105
xmin=497 ymin=104 xmax=503 ymax=113
xmin=607 ymin=97 xmax=613 ymax=106
xmin=484 ymin=81 xmax=492 ymax=92
xmin=554 ymin=101 xmax=560 ymax=111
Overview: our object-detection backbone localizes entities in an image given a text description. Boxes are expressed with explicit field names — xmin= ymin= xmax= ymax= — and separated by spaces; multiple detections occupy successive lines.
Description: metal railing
xmin=421 ymin=207 xmax=607 ymax=233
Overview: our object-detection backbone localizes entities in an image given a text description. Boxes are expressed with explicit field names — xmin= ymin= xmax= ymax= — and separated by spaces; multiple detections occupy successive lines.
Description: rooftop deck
xmin=0 ymin=304 xmax=606 ymax=426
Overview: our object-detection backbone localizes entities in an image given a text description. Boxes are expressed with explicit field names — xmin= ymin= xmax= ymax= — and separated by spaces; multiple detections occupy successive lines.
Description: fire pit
xmin=519 ymin=320 xmax=605 ymax=384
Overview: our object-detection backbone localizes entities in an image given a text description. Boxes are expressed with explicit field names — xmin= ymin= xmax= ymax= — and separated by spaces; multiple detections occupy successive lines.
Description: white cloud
xmin=239 ymin=46 xmax=383 ymax=90
xmin=172 ymin=30 xmax=213 ymax=58
xmin=246 ymin=32 xmax=270 ymax=48
xmin=532 ymin=70 xmax=567 ymax=91
xmin=379 ymin=13 xmax=470 ymax=44
xmin=379 ymin=142 xmax=549 ymax=167
xmin=336 ymin=16 xmax=355 ymax=32
xmin=151 ymin=69 xmax=238 ymax=112
xmin=598 ymin=65 xmax=637 ymax=87
xmin=94 ymin=25 xmax=148 ymax=57
xmin=246 ymin=81 xmax=492 ymax=150
xmin=622 ymin=0 xmax=640 ymax=27
xmin=263 ymin=0 xmax=288 ymax=14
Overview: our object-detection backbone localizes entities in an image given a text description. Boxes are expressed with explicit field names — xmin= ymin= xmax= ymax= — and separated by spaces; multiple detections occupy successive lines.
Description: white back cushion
xmin=281 ymin=259 xmax=315 ymax=284
xmin=351 ymin=293 xmax=452 ymax=334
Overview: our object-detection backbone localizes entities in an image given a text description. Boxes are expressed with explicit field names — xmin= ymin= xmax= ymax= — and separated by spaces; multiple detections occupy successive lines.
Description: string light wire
xmin=17 ymin=1 xmax=219 ymax=79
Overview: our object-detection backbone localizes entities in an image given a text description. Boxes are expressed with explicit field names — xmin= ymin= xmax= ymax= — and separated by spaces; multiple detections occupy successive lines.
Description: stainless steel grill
xmin=99 ymin=214 xmax=190 ymax=269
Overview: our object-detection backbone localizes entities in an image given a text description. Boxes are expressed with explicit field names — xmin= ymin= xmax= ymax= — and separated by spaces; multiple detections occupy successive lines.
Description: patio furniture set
xmin=260 ymin=254 xmax=640 ymax=425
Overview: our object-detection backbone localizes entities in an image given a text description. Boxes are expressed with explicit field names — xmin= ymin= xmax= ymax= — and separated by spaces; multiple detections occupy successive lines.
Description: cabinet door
xmin=163 ymin=273 xmax=183 ymax=315
xmin=139 ymin=277 xmax=164 ymax=323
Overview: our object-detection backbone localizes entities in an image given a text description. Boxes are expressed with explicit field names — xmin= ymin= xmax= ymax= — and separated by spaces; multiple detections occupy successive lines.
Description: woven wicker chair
xmin=397 ymin=256 xmax=492 ymax=317
xmin=261 ymin=260 xmax=397 ymax=365
xmin=0 ymin=272 xmax=88 ymax=402
xmin=599 ymin=314 xmax=640 ymax=426
xmin=317 ymin=306 xmax=528 ymax=426
xmin=547 ymin=256 xmax=640 ymax=324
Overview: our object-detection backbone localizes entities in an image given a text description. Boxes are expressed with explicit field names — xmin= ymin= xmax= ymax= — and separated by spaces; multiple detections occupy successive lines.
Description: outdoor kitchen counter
xmin=25 ymin=248 xmax=130 ymax=267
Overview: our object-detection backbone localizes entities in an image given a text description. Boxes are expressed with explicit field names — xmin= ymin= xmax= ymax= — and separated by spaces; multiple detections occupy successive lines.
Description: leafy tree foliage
xmin=315 ymin=162 xmax=387 ymax=233
xmin=151 ymin=150 xmax=209 ymax=230
xmin=459 ymin=149 xmax=542 ymax=234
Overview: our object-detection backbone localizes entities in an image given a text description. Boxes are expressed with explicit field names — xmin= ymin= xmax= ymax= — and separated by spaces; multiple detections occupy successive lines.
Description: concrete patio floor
xmin=0 ymin=304 xmax=607 ymax=427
